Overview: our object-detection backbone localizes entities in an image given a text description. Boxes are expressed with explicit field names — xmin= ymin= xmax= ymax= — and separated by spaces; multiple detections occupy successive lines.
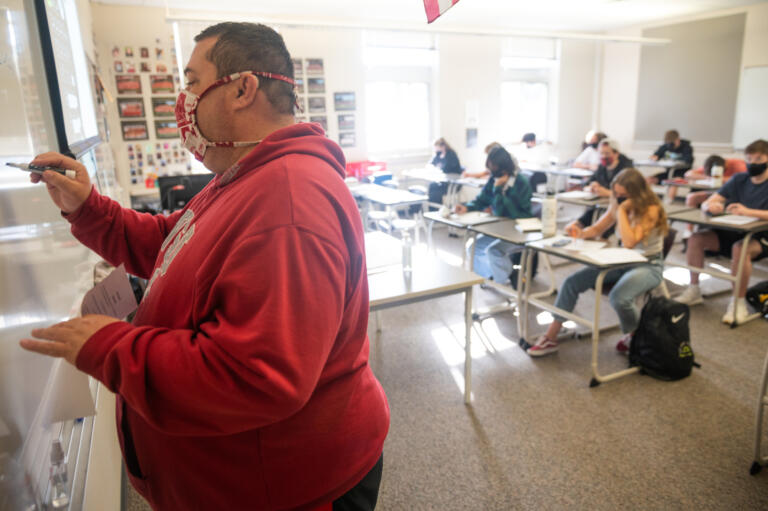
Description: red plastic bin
xmin=345 ymin=161 xmax=387 ymax=179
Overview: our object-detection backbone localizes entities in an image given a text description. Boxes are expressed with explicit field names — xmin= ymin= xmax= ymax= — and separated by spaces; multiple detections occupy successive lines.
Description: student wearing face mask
xmin=572 ymin=130 xmax=608 ymax=171
xmin=455 ymin=146 xmax=533 ymax=286
xmin=19 ymin=22 xmax=389 ymax=511
xmin=563 ymin=138 xmax=633 ymax=238
xmin=528 ymin=168 xmax=668 ymax=357
xmin=675 ymin=139 xmax=768 ymax=325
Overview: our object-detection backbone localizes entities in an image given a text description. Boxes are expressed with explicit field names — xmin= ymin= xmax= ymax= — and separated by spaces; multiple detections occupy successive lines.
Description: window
xmin=499 ymin=38 xmax=560 ymax=144
xmin=364 ymin=32 xmax=436 ymax=156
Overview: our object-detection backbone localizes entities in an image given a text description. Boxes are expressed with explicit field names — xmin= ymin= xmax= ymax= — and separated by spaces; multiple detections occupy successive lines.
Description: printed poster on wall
xmin=150 ymin=74 xmax=175 ymax=94
xmin=121 ymin=120 xmax=148 ymax=141
xmin=116 ymin=74 xmax=141 ymax=94
xmin=334 ymin=92 xmax=355 ymax=111
xmin=117 ymin=98 xmax=144 ymax=118
xmin=308 ymin=96 xmax=326 ymax=113
xmin=308 ymin=77 xmax=325 ymax=94
xmin=155 ymin=120 xmax=179 ymax=139
xmin=305 ymin=58 xmax=324 ymax=74
xmin=309 ymin=115 xmax=328 ymax=131
xmin=338 ymin=114 xmax=355 ymax=131
xmin=152 ymin=97 xmax=176 ymax=117
xmin=339 ymin=132 xmax=355 ymax=148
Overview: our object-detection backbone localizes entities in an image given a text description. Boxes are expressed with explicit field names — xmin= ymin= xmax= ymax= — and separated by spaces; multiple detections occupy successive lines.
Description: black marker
xmin=6 ymin=162 xmax=77 ymax=179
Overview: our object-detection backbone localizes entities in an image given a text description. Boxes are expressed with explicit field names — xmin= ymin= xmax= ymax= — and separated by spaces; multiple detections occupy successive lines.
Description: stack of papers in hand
xmin=580 ymin=248 xmax=647 ymax=265
xmin=709 ymin=214 xmax=758 ymax=226
xmin=515 ymin=218 xmax=542 ymax=232
xmin=450 ymin=211 xmax=499 ymax=225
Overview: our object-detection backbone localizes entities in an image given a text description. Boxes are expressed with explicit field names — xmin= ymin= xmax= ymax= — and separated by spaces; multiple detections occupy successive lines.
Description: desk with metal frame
xmin=665 ymin=208 xmax=768 ymax=327
xmin=349 ymin=183 xmax=428 ymax=238
xmin=466 ymin=220 xmax=551 ymax=331
xmin=634 ymin=159 xmax=689 ymax=180
xmin=423 ymin=210 xmax=502 ymax=261
xmin=517 ymin=239 xmax=651 ymax=387
xmin=368 ymin=253 xmax=484 ymax=404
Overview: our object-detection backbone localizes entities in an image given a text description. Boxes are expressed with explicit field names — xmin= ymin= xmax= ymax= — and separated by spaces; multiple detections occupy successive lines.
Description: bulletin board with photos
xmin=110 ymin=36 xmax=191 ymax=190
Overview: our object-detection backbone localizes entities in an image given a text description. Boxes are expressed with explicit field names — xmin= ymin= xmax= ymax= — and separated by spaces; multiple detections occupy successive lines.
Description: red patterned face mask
xmin=175 ymin=71 xmax=295 ymax=162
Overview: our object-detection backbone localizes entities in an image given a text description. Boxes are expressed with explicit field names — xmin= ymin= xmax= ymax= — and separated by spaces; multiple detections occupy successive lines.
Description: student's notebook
xmin=580 ymin=248 xmax=647 ymax=265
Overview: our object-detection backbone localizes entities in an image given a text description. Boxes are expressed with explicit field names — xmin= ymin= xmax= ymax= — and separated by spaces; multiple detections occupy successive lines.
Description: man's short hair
xmin=599 ymin=138 xmax=620 ymax=153
xmin=522 ymin=133 xmax=536 ymax=143
xmin=195 ymin=22 xmax=295 ymax=115
xmin=664 ymin=129 xmax=680 ymax=144
xmin=745 ymin=139 xmax=768 ymax=156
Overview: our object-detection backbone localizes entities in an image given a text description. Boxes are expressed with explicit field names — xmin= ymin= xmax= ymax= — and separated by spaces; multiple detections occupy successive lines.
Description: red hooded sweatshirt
xmin=69 ymin=123 xmax=390 ymax=510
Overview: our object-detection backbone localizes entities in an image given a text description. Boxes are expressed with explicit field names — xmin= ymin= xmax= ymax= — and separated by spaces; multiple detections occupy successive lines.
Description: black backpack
xmin=629 ymin=297 xmax=697 ymax=381
xmin=746 ymin=281 xmax=768 ymax=317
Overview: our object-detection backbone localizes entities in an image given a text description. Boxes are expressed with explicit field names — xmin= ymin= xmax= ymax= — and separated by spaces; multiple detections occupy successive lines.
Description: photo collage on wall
xmin=334 ymin=92 xmax=356 ymax=148
xmin=113 ymin=36 xmax=190 ymax=187
xmin=295 ymin=58 xmax=328 ymax=133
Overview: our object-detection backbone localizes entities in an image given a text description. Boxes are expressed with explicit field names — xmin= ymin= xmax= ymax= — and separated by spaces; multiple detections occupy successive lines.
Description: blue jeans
xmin=553 ymin=260 xmax=663 ymax=334
xmin=470 ymin=234 xmax=521 ymax=284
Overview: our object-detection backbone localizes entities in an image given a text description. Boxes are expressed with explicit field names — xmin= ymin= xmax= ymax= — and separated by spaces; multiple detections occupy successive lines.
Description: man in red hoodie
xmin=21 ymin=22 xmax=389 ymax=511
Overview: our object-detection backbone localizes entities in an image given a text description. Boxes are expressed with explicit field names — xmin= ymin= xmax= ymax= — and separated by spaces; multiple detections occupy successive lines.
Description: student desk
xmin=517 ymin=239 xmax=651 ymax=387
xmin=660 ymin=178 xmax=721 ymax=192
xmin=401 ymin=167 xmax=466 ymax=207
xmin=665 ymin=208 xmax=768 ymax=327
xmin=365 ymin=232 xmax=484 ymax=404
xmin=349 ymin=183 xmax=428 ymax=237
xmin=423 ymin=210 xmax=502 ymax=263
xmin=466 ymin=220 xmax=551 ymax=329
xmin=634 ymin=159 xmax=689 ymax=180
xmin=555 ymin=191 xmax=610 ymax=209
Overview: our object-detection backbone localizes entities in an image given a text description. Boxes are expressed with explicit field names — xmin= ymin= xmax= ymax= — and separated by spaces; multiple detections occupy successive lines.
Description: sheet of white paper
xmin=709 ymin=214 xmax=758 ymax=226
xmin=539 ymin=235 xmax=605 ymax=251
xmin=515 ymin=218 xmax=542 ymax=232
xmin=365 ymin=232 xmax=402 ymax=271
xmin=81 ymin=264 xmax=138 ymax=319
xmin=581 ymin=248 xmax=647 ymax=265
xmin=557 ymin=190 xmax=598 ymax=200
xmin=41 ymin=359 xmax=96 ymax=425
xmin=450 ymin=211 xmax=499 ymax=225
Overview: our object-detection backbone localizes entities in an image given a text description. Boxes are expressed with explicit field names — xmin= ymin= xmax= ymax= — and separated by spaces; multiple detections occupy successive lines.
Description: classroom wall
xmin=90 ymin=3 xmax=604 ymax=183
xmin=599 ymin=3 xmax=768 ymax=164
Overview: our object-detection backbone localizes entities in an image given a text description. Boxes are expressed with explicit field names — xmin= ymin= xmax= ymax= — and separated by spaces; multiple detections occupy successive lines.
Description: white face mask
xmin=175 ymin=70 xmax=295 ymax=162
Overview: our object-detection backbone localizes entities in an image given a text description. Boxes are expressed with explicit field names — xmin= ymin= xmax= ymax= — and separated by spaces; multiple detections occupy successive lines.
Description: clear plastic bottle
xmin=541 ymin=195 xmax=557 ymax=237
xmin=402 ymin=231 xmax=413 ymax=275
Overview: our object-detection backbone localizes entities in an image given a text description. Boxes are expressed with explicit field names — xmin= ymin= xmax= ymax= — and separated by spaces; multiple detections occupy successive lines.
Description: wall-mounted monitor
xmin=34 ymin=0 xmax=100 ymax=157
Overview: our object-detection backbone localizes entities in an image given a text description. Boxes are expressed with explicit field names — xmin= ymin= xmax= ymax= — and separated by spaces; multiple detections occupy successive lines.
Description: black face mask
xmin=589 ymin=143 xmax=599 ymax=149
xmin=492 ymin=169 xmax=506 ymax=179
xmin=747 ymin=162 xmax=767 ymax=177
xmin=616 ymin=196 xmax=628 ymax=205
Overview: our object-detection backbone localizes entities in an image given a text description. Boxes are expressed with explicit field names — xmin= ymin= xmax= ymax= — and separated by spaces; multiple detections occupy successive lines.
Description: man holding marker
xmin=21 ymin=22 xmax=389 ymax=511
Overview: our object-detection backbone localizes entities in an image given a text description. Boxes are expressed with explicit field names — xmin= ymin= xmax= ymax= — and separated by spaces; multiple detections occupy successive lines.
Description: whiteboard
xmin=733 ymin=66 xmax=768 ymax=149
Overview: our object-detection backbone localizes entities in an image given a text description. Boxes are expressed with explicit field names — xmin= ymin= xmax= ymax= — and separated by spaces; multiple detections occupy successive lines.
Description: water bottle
xmin=402 ymin=231 xmax=413 ymax=275
xmin=541 ymin=195 xmax=557 ymax=237
xmin=711 ymin=164 xmax=724 ymax=187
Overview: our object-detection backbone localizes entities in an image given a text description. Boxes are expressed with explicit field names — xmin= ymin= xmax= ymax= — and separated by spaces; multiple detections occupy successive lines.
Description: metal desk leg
xmin=515 ymin=247 xmax=528 ymax=340
xmin=750 ymin=348 xmax=768 ymax=475
xmin=375 ymin=310 xmax=382 ymax=333
xmin=464 ymin=286 xmax=473 ymax=405
xmin=427 ymin=219 xmax=435 ymax=253
xmin=466 ymin=232 xmax=478 ymax=271
xmin=732 ymin=232 xmax=754 ymax=328
xmin=589 ymin=269 xmax=640 ymax=387
xmin=520 ymin=247 xmax=534 ymax=349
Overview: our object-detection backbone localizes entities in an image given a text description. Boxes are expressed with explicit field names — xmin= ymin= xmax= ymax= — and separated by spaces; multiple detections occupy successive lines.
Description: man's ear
xmin=233 ymin=74 xmax=259 ymax=109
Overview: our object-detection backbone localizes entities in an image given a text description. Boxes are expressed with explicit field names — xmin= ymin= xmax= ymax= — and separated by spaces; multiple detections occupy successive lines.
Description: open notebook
xmin=709 ymin=214 xmax=759 ymax=226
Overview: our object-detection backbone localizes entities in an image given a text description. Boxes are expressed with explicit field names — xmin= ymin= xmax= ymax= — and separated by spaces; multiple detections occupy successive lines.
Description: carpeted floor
xmin=125 ymin=223 xmax=768 ymax=510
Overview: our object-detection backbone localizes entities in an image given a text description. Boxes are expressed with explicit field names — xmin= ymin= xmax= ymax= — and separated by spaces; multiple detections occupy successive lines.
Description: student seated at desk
xmin=563 ymin=138 xmax=633 ymax=237
xmin=461 ymin=141 xmax=501 ymax=179
xmin=428 ymin=137 xmax=463 ymax=206
xmin=674 ymin=139 xmax=768 ymax=324
xmin=455 ymin=146 xmax=533 ymax=285
xmin=681 ymin=155 xmax=746 ymax=245
xmin=528 ymin=168 xmax=668 ymax=357
xmin=572 ymin=130 xmax=607 ymax=171
xmin=649 ymin=129 xmax=694 ymax=201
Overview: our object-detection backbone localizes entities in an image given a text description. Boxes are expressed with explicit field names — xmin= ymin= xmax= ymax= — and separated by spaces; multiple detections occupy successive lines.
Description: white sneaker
xmin=723 ymin=300 xmax=750 ymax=325
xmin=675 ymin=286 xmax=703 ymax=306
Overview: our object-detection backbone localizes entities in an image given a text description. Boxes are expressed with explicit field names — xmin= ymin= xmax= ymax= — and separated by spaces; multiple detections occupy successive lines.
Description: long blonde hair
xmin=612 ymin=168 xmax=668 ymax=235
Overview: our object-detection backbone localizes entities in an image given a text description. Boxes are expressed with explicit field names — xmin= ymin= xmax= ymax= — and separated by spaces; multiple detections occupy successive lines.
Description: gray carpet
xmin=125 ymin=225 xmax=768 ymax=510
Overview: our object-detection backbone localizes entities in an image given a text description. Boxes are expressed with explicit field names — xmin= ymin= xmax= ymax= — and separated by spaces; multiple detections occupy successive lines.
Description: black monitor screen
xmin=158 ymin=174 xmax=215 ymax=212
